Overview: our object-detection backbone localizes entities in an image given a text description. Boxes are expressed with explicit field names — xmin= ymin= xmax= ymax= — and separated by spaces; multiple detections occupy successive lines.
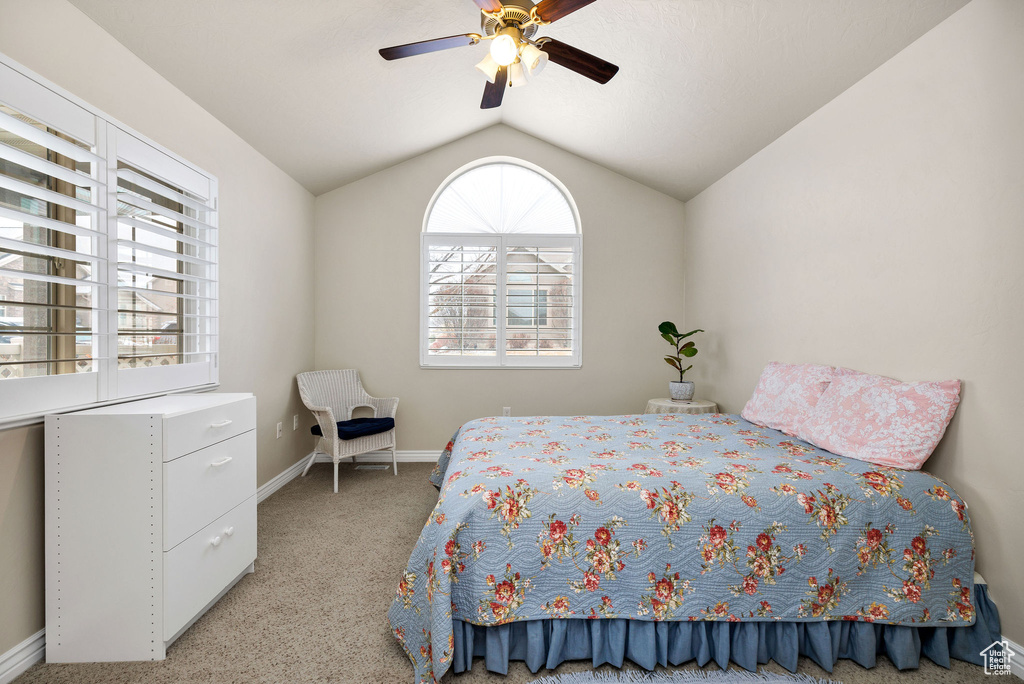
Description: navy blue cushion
xmin=311 ymin=416 xmax=395 ymax=440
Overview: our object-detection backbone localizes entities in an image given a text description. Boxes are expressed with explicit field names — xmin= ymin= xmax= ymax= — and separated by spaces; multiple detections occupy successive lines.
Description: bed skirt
xmin=452 ymin=583 xmax=1000 ymax=676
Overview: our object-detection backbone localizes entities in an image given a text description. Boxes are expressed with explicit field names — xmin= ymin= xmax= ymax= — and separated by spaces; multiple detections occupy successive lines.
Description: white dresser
xmin=44 ymin=393 xmax=257 ymax=662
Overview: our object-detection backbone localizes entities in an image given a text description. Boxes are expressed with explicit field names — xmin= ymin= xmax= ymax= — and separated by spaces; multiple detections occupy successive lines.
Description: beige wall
xmin=314 ymin=125 xmax=687 ymax=450
xmin=683 ymin=0 xmax=1023 ymax=643
xmin=0 ymin=0 xmax=316 ymax=653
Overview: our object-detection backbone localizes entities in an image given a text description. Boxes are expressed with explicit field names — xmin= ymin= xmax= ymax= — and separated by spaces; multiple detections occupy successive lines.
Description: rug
xmin=530 ymin=671 xmax=840 ymax=684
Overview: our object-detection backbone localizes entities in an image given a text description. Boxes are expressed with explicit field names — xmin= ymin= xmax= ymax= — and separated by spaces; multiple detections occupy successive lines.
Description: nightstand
xmin=644 ymin=398 xmax=719 ymax=415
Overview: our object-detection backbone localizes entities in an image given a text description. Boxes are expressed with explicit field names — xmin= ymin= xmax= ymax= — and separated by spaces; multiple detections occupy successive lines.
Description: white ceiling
xmin=67 ymin=0 xmax=968 ymax=200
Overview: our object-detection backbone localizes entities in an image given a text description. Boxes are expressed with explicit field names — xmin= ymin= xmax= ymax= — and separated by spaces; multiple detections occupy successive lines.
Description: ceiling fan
xmin=379 ymin=0 xmax=619 ymax=109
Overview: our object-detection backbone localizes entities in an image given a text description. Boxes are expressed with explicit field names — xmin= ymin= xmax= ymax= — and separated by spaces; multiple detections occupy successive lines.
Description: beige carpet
xmin=16 ymin=462 xmax=993 ymax=684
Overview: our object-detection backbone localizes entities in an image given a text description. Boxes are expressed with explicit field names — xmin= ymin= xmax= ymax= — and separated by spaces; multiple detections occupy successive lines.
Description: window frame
xmin=420 ymin=157 xmax=582 ymax=370
xmin=0 ymin=53 xmax=219 ymax=428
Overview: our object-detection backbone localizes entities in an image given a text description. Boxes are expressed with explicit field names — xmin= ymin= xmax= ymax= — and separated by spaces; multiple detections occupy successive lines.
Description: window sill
xmin=0 ymin=383 xmax=221 ymax=432
xmin=420 ymin=364 xmax=582 ymax=370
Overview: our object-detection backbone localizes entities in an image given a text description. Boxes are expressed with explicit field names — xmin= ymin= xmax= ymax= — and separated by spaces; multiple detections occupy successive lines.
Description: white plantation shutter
xmin=424 ymin=237 xmax=499 ymax=359
xmin=112 ymin=129 xmax=218 ymax=397
xmin=421 ymin=159 xmax=581 ymax=369
xmin=0 ymin=72 xmax=105 ymax=417
xmin=0 ymin=56 xmax=218 ymax=423
xmin=503 ymin=237 xmax=577 ymax=365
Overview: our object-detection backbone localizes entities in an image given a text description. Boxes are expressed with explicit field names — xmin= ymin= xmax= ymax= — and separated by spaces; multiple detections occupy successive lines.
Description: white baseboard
xmin=1006 ymin=635 xmax=1024 ymax=679
xmin=256 ymin=454 xmax=309 ymax=504
xmin=0 ymin=629 xmax=44 ymax=684
xmin=256 ymin=450 xmax=439 ymax=504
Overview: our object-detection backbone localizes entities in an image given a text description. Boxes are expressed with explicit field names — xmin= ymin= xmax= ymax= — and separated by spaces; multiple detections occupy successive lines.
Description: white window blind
xmin=425 ymin=238 xmax=499 ymax=358
xmin=421 ymin=158 xmax=581 ymax=369
xmin=504 ymin=241 xmax=575 ymax=359
xmin=112 ymin=130 xmax=218 ymax=397
xmin=0 ymin=57 xmax=218 ymax=423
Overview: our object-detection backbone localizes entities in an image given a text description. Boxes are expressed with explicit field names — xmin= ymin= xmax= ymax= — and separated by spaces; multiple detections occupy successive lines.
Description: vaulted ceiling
xmin=67 ymin=0 xmax=968 ymax=200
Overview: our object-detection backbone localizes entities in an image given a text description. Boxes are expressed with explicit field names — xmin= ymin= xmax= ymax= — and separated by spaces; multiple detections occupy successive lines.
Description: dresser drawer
xmin=163 ymin=496 xmax=256 ymax=640
xmin=164 ymin=396 xmax=255 ymax=461
xmin=163 ymin=431 xmax=256 ymax=550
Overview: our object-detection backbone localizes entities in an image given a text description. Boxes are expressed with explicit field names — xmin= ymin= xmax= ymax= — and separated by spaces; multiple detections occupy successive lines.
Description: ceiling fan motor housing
xmin=482 ymin=1 xmax=540 ymax=40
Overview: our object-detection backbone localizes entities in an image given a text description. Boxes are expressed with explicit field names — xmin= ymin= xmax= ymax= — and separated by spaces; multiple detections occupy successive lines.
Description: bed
xmin=388 ymin=413 xmax=1000 ymax=683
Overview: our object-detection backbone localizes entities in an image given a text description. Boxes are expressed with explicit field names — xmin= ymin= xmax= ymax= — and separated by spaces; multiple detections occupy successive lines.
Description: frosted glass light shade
xmin=475 ymin=53 xmax=500 ymax=83
xmin=426 ymin=162 xmax=577 ymax=234
xmin=520 ymin=44 xmax=548 ymax=76
xmin=508 ymin=61 xmax=529 ymax=87
xmin=490 ymin=33 xmax=518 ymax=66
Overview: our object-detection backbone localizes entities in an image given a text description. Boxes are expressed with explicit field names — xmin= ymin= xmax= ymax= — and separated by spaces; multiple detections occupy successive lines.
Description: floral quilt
xmin=388 ymin=414 xmax=975 ymax=683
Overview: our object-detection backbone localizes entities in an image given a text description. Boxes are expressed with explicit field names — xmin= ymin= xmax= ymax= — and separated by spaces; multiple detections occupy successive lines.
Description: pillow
xmin=797 ymin=369 xmax=960 ymax=470
xmin=740 ymin=362 xmax=835 ymax=436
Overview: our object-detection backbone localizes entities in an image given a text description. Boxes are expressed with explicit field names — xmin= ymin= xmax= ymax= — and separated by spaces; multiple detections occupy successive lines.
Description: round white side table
xmin=645 ymin=398 xmax=719 ymax=415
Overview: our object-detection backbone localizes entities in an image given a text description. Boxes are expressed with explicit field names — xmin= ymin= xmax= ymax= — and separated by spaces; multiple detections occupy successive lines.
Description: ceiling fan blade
xmin=379 ymin=34 xmax=480 ymax=60
xmin=533 ymin=0 xmax=597 ymax=23
xmin=473 ymin=0 xmax=503 ymax=11
xmin=540 ymin=38 xmax=619 ymax=84
xmin=481 ymin=66 xmax=508 ymax=109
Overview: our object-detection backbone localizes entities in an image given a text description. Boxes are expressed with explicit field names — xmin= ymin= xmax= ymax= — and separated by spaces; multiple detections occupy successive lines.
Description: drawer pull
xmin=210 ymin=535 xmax=222 ymax=547
xmin=224 ymin=526 xmax=235 ymax=537
xmin=210 ymin=419 xmax=233 ymax=428
xmin=210 ymin=456 xmax=233 ymax=468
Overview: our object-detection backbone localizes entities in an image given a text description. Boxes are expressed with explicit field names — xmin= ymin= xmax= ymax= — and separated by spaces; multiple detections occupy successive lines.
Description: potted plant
xmin=659 ymin=321 xmax=703 ymax=401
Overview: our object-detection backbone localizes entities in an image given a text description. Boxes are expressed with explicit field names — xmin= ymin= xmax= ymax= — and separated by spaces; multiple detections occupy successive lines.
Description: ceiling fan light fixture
xmin=520 ymin=43 xmax=548 ymax=76
xmin=378 ymin=0 xmax=619 ymax=109
xmin=489 ymin=31 xmax=519 ymax=66
xmin=475 ymin=53 xmax=500 ymax=83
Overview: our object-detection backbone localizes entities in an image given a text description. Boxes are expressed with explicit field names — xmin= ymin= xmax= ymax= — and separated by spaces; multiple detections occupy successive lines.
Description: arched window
xmin=421 ymin=158 xmax=581 ymax=368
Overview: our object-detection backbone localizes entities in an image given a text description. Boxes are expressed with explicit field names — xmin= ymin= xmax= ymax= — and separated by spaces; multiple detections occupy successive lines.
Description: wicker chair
xmin=296 ymin=370 xmax=398 ymax=492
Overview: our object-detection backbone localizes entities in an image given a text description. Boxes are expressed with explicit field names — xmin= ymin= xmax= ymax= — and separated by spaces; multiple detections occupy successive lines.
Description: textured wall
xmin=0 ymin=0 xmax=316 ymax=654
xmin=683 ymin=0 xmax=1024 ymax=643
xmin=314 ymin=124 xmax=687 ymax=451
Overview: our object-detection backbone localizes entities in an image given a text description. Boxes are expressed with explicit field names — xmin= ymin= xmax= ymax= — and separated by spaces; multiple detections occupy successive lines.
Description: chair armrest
xmin=309 ymin=406 xmax=338 ymax=441
xmin=366 ymin=396 xmax=399 ymax=418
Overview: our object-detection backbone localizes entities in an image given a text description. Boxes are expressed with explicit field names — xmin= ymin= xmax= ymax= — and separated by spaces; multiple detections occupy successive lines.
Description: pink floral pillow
xmin=740 ymin=362 xmax=835 ymax=436
xmin=797 ymin=369 xmax=961 ymax=470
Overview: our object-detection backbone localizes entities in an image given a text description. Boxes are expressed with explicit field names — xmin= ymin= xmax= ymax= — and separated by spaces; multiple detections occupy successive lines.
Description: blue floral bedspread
xmin=388 ymin=414 xmax=975 ymax=683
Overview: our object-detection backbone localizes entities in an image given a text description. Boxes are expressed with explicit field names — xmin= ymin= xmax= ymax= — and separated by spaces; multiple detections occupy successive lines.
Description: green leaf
xmin=661 ymin=332 xmax=677 ymax=346
xmin=676 ymin=328 xmax=704 ymax=340
xmin=680 ymin=364 xmax=693 ymax=376
xmin=680 ymin=347 xmax=698 ymax=358
xmin=680 ymin=341 xmax=695 ymax=350
xmin=664 ymin=357 xmax=682 ymax=370
xmin=658 ymin=321 xmax=680 ymax=336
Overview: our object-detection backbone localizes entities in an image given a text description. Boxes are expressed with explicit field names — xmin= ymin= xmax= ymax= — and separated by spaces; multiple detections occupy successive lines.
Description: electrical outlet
xmin=276 ymin=422 xmax=283 ymax=439
xmin=502 ymin=406 xmax=511 ymax=417
xmin=293 ymin=414 xmax=299 ymax=430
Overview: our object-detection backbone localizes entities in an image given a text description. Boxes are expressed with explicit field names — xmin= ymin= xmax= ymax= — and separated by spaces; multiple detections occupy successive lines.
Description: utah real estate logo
xmin=980 ymin=639 xmax=1015 ymax=676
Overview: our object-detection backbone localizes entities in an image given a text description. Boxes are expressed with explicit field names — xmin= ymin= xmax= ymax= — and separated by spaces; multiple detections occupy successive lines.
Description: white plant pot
xmin=669 ymin=381 xmax=694 ymax=401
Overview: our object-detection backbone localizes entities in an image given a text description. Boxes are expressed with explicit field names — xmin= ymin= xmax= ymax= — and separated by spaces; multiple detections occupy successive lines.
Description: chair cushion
xmin=311 ymin=416 xmax=395 ymax=441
